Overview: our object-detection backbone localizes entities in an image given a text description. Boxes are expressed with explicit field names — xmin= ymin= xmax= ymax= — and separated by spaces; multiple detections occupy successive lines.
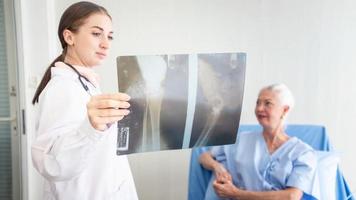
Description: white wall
xmin=16 ymin=0 xmax=356 ymax=199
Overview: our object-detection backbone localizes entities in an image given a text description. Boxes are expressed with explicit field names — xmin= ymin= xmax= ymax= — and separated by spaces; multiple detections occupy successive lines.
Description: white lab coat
xmin=31 ymin=64 xmax=138 ymax=200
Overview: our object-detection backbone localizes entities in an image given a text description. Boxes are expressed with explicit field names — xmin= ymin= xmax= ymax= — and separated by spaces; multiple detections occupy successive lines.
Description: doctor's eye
xmin=108 ymin=35 xmax=114 ymax=41
xmin=92 ymin=32 xmax=101 ymax=37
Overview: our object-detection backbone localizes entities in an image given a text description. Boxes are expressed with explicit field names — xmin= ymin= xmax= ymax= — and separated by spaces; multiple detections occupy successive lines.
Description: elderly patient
xmin=200 ymin=84 xmax=318 ymax=200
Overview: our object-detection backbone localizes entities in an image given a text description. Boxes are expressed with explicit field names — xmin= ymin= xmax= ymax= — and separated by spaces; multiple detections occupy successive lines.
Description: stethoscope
xmin=64 ymin=62 xmax=93 ymax=95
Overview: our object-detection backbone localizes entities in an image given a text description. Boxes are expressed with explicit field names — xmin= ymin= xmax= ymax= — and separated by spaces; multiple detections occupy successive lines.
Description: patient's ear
xmin=282 ymin=105 xmax=290 ymax=118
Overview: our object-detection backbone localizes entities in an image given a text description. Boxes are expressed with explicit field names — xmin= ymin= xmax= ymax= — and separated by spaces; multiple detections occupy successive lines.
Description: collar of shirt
xmin=54 ymin=61 xmax=100 ymax=88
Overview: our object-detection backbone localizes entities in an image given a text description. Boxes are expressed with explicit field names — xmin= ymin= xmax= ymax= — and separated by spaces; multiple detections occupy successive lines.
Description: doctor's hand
xmin=87 ymin=93 xmax=131 ymax=131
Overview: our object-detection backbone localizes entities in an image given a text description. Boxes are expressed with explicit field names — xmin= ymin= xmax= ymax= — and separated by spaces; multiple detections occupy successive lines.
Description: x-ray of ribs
xmin=193 ymin=59 xmax=224 ymax=147
xmin=137 ymin=56 xmax=167 ymax=151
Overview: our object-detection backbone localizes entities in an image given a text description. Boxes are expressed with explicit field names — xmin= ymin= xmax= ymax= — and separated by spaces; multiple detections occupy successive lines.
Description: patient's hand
xmin=213 ymin=163 xmax=232 ymax=183
xmin=199 ymin=152 xmax=232 ymax=183
xmin=213 ymin=179 xmax=239 ymax=199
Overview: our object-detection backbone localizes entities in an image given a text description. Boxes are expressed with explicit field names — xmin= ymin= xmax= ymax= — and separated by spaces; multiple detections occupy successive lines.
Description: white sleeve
xmin=31 ymin=80 xmax=105 ymax=182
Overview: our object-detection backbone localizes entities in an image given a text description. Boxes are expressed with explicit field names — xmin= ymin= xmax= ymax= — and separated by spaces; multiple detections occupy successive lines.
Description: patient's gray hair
xmin=261 ymin=83 xmax=295 ymax=110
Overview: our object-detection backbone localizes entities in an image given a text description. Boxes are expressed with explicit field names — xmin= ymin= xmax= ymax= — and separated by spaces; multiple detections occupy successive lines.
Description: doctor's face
xmin=65 ymin=13 xmax=113 ymax=67
xmin=255 ymin=89 xmax=286 ymax=130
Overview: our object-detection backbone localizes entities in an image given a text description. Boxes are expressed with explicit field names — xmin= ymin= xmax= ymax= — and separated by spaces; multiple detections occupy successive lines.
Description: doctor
xmin=200 ymin=84 xmax=318 ymax=200
xmin=31 ymin=1 xmax=138 ymax=200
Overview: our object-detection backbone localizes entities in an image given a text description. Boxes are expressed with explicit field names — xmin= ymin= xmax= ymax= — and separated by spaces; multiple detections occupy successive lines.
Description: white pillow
xmin=315 ymin=151 xmax=339 ymax=200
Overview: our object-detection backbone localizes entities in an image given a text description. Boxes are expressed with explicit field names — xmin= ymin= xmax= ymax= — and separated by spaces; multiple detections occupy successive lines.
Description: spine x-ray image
xmin=116 ymin=53 xmax=246 ymax=155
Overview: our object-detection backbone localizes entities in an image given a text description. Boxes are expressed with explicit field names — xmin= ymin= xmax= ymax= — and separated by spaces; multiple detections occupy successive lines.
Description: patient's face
xmin=255 ymin=89 xmax=285 ymax=129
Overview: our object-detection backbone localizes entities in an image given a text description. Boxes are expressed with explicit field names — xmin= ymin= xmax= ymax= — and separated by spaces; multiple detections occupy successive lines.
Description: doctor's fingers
xmin=89 ymin=108 xmax=130 ymax=118
xmin=91 ymin=115 xmax=126 ymax=125
xmin=92 ymin=93 xmax=131 ymax=101
xmin=89 ymin=116 xmax=125 ymax=131
xmin=88 ymin=99 xmax=130 ymax=110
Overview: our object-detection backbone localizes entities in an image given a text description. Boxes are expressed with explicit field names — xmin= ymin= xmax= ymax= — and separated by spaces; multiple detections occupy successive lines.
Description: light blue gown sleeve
xmin=286 ymin=149 xmax=318 ymax=198
xmin=204 ymin=146 xmax=226 ymax=200
xmin=211 ymin=132 xmax=242 ymax=163
xmin=210 ymin=146 xmax=227 ymax=163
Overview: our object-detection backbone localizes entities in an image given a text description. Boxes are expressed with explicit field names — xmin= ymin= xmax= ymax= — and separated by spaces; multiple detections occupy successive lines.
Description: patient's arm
xmin=199 ymin=152 xmax=232 ymax=182
xmin=213 ymin=180 xmax=303 ymax=200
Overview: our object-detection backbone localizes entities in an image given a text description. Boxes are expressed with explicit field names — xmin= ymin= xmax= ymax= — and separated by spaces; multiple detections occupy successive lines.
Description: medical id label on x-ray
xmin=117 ymin=127 xmax=130 ymax=150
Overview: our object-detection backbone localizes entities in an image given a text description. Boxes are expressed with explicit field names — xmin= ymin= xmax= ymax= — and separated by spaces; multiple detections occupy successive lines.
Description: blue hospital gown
xmin=205 ymin=131 xmax=318 ymax=200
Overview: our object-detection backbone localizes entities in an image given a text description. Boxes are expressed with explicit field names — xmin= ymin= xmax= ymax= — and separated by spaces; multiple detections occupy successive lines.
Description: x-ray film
xmin=116 ymin=53 xmax=246 ymax=155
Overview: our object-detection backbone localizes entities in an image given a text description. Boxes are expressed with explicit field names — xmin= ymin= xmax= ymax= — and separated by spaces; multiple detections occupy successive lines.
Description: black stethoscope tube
xmin=64 ymin=62 xmax=92 ymax=95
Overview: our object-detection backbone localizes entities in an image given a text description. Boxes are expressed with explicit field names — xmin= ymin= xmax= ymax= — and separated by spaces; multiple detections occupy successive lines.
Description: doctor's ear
xmin=63 ymin=29 xmax=75 ymax=46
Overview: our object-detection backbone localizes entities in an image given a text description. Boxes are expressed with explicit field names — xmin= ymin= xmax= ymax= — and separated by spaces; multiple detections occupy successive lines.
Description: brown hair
xmin=32 ymin=1 xmax=111 ymax=104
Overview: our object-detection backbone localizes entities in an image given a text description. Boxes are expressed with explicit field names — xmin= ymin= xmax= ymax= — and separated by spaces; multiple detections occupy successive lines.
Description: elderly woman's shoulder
xmin=237 ymin=130 xmax=262 ymax=140
xmin=233 ymin=131 xmax=265 ymax=147
xmin=289 ymin=137 xmax=317 ymax=161
xmin=292 ymin=137 xmax=314 ymax=151
xmin=239 ymin=130 xmax=262 ymax=136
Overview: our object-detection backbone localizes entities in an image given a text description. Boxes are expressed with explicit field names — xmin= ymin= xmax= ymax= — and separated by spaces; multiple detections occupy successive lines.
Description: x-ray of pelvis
xmin=116 ymin=53 xmax=246 ymax=155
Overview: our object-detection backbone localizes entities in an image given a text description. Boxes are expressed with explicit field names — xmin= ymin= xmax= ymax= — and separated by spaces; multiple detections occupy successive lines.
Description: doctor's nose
xmin=100 ymin=37 xmax=110 ymax=49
